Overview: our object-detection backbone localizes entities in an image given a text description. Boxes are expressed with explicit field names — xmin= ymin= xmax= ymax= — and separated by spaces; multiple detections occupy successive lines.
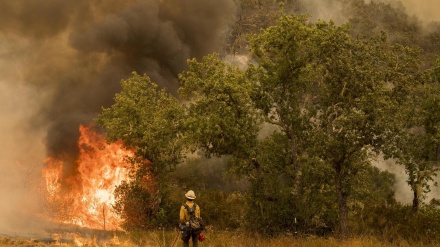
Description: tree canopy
xmin=95 ymin=72 xmax=186 ymax=229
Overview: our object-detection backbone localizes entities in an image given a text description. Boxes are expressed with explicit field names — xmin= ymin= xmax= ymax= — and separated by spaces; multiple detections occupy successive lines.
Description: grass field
xmin=0 ymin=230 xmax=437 ymax=247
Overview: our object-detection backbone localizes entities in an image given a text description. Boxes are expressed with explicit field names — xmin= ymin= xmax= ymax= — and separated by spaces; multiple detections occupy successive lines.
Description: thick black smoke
xmin=0 ymin=0 xmax=235 ymax=166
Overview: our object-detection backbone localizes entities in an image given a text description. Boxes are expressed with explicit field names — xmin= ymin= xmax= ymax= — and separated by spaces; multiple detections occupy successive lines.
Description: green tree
xmin=390 ymin=57 xmax=440 ymax=212
xmin=95 ymin=72 xmax=185 ymax=229
xmin=349 ymin=165 xmax=396 ymax=234
xmin=244 ymin=132 xmax=299 ymax=235
xmin=178 ymin=53 xmax=290 ymax=234
xmin=345 ymin=0 xmax=420 ymax=46
xmin=179 ymin=53 xmax=260 ymax=165
xmin=247 ymin=15 xmax=420 ymax=236
xmin=227 ymin=0 xmax=286 ymax=53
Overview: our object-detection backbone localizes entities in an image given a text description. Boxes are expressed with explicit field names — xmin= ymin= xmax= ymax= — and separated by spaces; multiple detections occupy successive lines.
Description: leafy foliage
xmin=245 ymin=14 xmax=421 ymax=236
xmin=96 ymin=72 xmax=185 ymax=173
xmin=96 ymin=72 xmax=186 ymax=229
xmin=362 ymin=204 xmax=440 ymax=243
xmin=113 ymin=180 xmax=157 ymax=230
xmin=179 ymin=53 xmax=260 ymax=168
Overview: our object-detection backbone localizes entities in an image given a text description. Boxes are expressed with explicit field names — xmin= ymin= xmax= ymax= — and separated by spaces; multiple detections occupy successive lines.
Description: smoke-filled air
xmin=0 ymin=0 xmax=440 ymax=246
xmin=0 ymin=0 xmax=235 ymax=235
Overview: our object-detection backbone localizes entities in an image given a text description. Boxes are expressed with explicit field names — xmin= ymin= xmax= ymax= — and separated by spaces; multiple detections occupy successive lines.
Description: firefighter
xmin=180 ymin=190 xmax=202 ymax=247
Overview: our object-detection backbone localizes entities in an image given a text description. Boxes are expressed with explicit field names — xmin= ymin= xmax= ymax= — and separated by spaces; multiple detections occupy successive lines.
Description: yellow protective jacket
xmin=180 ymin=200 xmax=200 ymax=224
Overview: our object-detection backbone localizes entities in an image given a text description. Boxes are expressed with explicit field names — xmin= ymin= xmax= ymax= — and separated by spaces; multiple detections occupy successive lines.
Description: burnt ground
xmin=0 ymin=224 xmax=126 ymax=247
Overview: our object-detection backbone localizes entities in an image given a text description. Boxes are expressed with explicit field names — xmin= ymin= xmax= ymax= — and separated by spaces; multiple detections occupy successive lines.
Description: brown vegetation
xmin=1 ymin=231 xmax=439 ymax=247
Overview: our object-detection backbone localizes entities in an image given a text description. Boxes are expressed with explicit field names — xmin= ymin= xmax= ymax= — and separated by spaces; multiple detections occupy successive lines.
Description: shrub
xmin=361 ymin=204 xmax=440 ymax=243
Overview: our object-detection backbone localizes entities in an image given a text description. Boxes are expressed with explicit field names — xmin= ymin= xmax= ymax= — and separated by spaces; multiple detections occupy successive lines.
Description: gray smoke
xmin=372 ymin=0 xmax=440 ymax=23
xmin=0 ymin=0 xmax=235 ymax=234
xmin=296 ymin=0 xmax=347 ymax=24
xmin=3 ymin=0 xmax=235 ymax=167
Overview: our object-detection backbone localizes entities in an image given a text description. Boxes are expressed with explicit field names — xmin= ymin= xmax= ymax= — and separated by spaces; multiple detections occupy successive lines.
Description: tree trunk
xmin=412 ymin=189 xmax=419 ymax=212
xmin=335 ymin=162 xmax=348 ymax=238
xmin=412 ymin=182 xmax=422 ymax=212
xmin=288 ymin=130 xmax=302 ymax=195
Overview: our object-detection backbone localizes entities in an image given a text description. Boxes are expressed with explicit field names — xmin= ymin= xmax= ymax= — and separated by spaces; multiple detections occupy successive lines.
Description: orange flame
xmin=42 ymin=124 xmax=134 ymax=230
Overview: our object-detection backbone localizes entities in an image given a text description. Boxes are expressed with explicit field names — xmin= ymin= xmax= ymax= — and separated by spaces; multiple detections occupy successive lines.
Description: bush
xmin=361 ymin=204 xmax=440 ymax=243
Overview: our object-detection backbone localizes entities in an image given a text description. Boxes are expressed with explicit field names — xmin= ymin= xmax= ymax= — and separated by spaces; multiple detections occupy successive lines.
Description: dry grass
xmin=195 ymin=231 xmax=436 ymax=247
xmin=0 ymin=230 xmax=438 ymax=247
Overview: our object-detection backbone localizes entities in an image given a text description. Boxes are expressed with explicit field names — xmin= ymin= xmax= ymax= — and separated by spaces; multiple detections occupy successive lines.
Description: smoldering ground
xmin=0 ymin=0 xmax=235 ymax=234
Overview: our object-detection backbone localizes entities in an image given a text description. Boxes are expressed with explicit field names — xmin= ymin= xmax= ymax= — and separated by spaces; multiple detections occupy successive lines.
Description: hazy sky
xmin=388 ymin=0 xmax=440 ymax=22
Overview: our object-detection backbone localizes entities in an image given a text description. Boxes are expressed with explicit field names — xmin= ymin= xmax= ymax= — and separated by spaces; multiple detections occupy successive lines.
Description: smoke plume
xmin=378 ymin=0 xmax=440 ymax=23
xmin=0 ymin=0 xmax=235 ymax=233
xmin=297 ymin=0 xmax=440 ymax=24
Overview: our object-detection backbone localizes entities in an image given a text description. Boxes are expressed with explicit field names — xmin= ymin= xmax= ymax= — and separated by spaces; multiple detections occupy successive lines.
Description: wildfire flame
xmin=42 ymin=124 xmax=134 ymax=230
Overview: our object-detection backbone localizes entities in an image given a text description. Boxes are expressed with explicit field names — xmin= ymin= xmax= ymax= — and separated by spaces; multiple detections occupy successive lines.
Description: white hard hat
xmin=185 ymin=190 xmax=196 ymax=199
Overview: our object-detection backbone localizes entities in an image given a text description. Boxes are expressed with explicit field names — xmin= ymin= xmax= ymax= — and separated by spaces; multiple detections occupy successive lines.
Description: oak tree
xmin=95 ymin=72 xmax=185 ymax=229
